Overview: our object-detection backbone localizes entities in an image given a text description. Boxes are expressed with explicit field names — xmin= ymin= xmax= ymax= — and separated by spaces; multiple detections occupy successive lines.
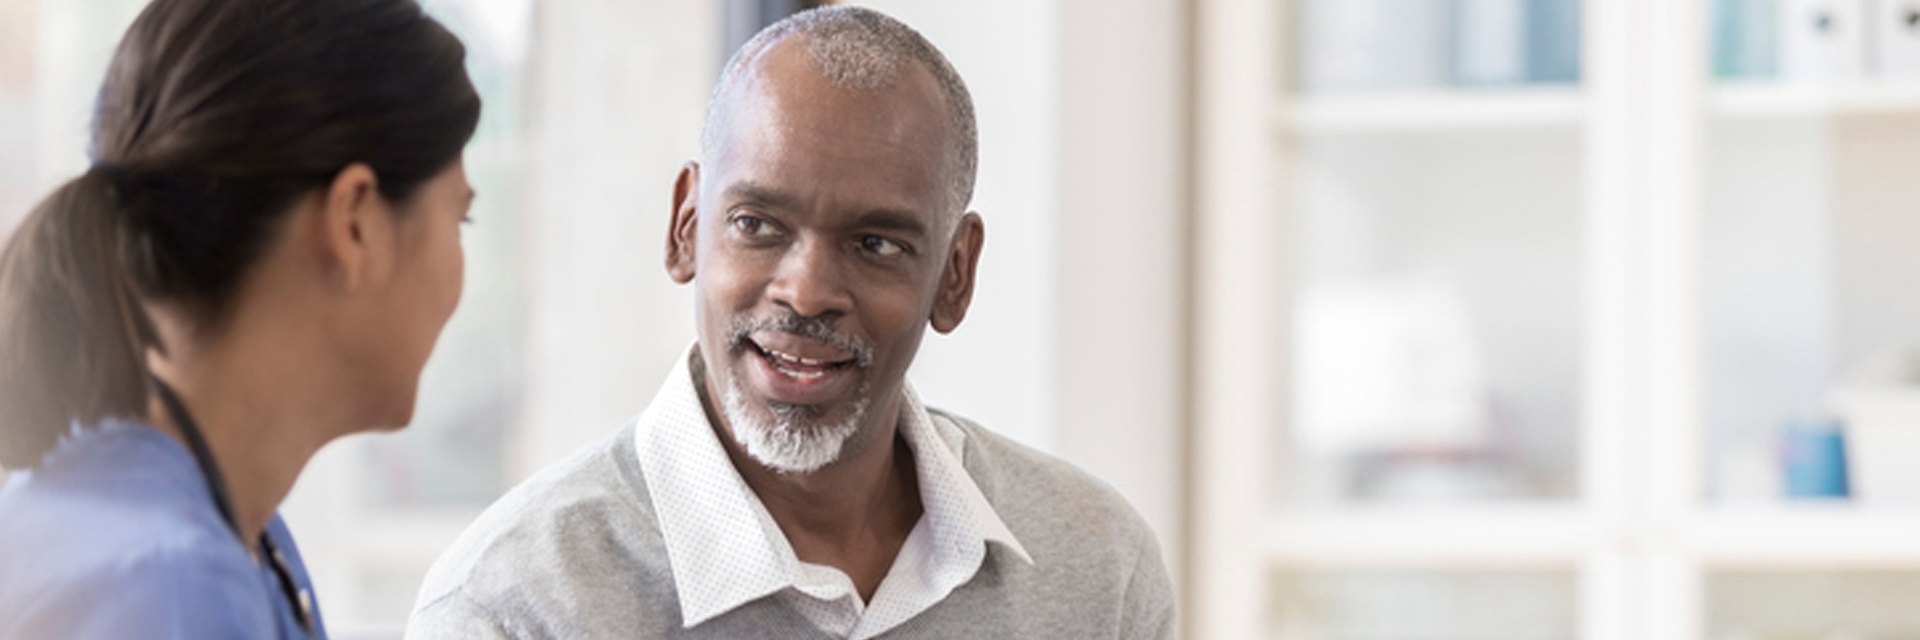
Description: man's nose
xmin=767 ymin=237 xmax=852 ymax=319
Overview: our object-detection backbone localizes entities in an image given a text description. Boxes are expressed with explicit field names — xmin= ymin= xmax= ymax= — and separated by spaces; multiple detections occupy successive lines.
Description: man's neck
xmin=740 ymin=428 xmax=922 ymax=586
xmin=693 ymin=356 xmax=924 ymax=601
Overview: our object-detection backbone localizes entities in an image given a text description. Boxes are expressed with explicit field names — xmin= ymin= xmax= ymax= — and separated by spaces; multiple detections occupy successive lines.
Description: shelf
xmin=1711 ymin=82 xmax=1920 ymax=119
xmin=1685 ymin=505 xmax=1920 ymax=568
xmin=1273 ymin=83 xmax=1920 ymax=132
xmin=1274 ymin=88 xmax=1586 ymax=135
xmin=1266 ymin=504 xmax=1592 ymax=569
xmin=1268 ymin=503 xmax=1920 ymax=570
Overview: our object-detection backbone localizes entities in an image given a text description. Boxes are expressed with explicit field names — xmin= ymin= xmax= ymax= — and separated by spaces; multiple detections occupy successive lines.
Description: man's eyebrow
xmin=852 ymin=210 xmax=929 ymax=237
xmin=723 ymin=181 xmax=930 ymax=236
xmin=723 ymin=181 xmax=800 ymax=210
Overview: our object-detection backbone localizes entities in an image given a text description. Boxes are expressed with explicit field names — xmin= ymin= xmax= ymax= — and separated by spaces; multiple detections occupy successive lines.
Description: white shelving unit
xmin=1193 ymin=1 xmax=1920 ymax=639
xmin=1278 ymin=88 xmax=1587 ymax=134
xmin=1687 ymin=506 xmax=1920 ymax=568
xmin=1711 ymin=82 xmax=1920 ymax=119
xmin=1265 ymin=505 xmax=1594 ymax=569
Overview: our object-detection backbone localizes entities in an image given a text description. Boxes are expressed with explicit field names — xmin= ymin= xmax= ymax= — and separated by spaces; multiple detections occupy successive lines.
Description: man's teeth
xmin=780 ymin=367 xmax=824 ymax=380
xmin=766 ymin=348 xmax=831 ymax=379
xmin=767 ymin=349 xmax=827 ymax=366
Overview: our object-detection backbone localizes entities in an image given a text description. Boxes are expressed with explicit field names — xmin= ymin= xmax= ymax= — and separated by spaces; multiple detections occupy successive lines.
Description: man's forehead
xmin=703 ymin=37 xmax=955 ymax=221
xmin=709 ymin=35 xmax=951 ymax=158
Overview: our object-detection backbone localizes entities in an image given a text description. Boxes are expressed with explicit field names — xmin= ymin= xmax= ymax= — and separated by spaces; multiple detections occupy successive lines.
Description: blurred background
xmin=8 ymin=0 xmax=1920 ymax=639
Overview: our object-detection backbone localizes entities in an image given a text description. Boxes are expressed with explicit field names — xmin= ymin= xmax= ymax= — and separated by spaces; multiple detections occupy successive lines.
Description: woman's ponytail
xmin=0 ymin=169 xmax=154 ymax=468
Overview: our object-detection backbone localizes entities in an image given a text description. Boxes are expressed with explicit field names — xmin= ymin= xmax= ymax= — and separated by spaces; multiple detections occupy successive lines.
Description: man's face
xmin=666 ymin=38 xmax=983 ymax=473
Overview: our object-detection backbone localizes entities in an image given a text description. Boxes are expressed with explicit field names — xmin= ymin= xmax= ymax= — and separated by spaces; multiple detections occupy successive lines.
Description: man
xmin=407 ymin=7 xmax=1174 ymax=639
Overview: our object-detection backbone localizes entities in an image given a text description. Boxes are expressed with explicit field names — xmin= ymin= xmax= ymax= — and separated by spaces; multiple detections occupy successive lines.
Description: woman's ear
xmin=316 ymin=163 xmax=387 ymax=292
xmin=666 ymin=162 xmax=701 ymax=285
xmin=929 ymin=212 xmax=985 ymax=334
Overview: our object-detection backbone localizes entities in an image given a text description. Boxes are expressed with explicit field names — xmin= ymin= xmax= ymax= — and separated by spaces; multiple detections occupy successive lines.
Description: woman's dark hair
xmin=0 ymin=0 xmax=481 ymax=468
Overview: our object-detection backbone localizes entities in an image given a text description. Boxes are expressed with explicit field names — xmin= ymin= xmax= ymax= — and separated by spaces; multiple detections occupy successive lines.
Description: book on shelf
xmin=1713 ymin=0 xmax=1920 ymax=82
xmin=1301 ymin=0 xmax=1452 ymax=92
xmin=1525 ymin=0 xmax=1582 ymax=83
xmin=1300 ymin=0 xmax=1581 ymax=94
xmin=1714 ymin=0 xmax=1782 ymax=79
xmin=1453 ymin=0 xmax=1529 ymax=86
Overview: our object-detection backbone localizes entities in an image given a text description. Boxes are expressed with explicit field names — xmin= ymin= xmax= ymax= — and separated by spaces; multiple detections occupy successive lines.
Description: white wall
xmin=512 ymin=0 xmax=714 ymax=475
xmin=27 ymin=0 xmax=145 ymax=190
xmin=1052 ymin=0 xmax=1190 ymax=582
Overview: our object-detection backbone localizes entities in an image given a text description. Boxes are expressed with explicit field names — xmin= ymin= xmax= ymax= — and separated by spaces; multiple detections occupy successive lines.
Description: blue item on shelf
xmin=1525 ymin=0 xmax=1582 ymax=83
xmin=1454 ymin=0 xmax=1529 ymax=85
xmin=1713 ymin=0 xmax=1782 ymax=79
xmin=1780 ymin=419 xmax=1851 ymax=499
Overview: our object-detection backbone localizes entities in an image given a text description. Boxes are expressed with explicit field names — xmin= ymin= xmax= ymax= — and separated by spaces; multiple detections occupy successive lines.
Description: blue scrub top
xmin=0 ymin=418 xmax=329 ymax=640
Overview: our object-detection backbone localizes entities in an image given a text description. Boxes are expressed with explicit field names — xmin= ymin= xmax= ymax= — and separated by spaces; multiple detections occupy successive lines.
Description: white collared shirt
xmin=634 ymin=348 xmax=1032 ymax=639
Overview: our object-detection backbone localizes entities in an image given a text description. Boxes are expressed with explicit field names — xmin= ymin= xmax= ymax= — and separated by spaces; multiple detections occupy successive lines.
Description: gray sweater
xmin=405 ymin=411 xmax=1176 ymax=639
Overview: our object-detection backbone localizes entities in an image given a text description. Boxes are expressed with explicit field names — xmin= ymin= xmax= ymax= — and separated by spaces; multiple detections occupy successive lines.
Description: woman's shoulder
xmin=0 ymin=419 xmax=222 ymax=545
xmin=0 ymin=530 xmax=277 ymax=639
xmin=0 ymin=420 xmax=272 ymax=637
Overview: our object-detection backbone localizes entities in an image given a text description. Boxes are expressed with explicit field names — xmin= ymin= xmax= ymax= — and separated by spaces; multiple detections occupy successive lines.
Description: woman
xmin=0 ymin=0 xmax=480 ymax=637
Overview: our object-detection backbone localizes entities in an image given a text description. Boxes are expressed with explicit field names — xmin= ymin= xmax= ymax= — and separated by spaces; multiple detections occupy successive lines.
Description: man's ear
xmin=929 ymin=212 xmax=984 ymax=334
xmin=666 ymin=162 xmax=701 ymax=284
xmin=316 ymin=163 xmax=384 ymax=292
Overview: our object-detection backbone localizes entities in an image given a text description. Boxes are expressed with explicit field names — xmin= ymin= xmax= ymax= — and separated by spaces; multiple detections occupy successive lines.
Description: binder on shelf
xmin=1525 ymin=0 xmax=1582 ymax=83
xmin=1299 ymin=0 xmax=1451 ymax=93
xmin=1872 ymin=0 xmax=1920 ymax=77
xmin=1453 ymin=0 xmax=1528 ymax=86
xmin=1781 ymin=0 xmax=1869 ymax=82
xmin=1713 ymin=0 xmax=1781 ymax=79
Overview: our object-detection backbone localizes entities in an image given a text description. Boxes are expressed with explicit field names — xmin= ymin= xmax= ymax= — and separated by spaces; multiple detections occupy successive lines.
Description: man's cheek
xmin=702 ymin=264 xmax=757 ymax=304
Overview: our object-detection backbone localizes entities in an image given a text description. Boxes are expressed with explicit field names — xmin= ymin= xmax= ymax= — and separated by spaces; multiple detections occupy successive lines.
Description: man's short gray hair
xmin=701 ymin=6 xmax=978 ymax=217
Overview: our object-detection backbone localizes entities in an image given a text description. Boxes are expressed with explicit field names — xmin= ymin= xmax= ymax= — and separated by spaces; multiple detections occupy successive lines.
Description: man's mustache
xmin=727 ymin=311 xmax=875 ymax=369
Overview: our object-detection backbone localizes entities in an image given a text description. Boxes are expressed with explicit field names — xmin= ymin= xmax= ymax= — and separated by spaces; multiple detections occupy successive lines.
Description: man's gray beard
xmin=723 ymin=375 xmax=870 ymax=474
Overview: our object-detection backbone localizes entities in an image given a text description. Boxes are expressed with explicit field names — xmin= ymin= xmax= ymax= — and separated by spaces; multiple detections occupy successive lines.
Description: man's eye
xmin=858 ymin=235 xmax=905 ymax=257
xmin=733 ymin=215 xmax=776 ymax=237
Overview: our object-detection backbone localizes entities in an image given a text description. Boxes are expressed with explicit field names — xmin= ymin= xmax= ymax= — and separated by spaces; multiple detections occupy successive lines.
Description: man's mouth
xmin=725 ymin=312 xmax=874 ymax=406
xmin=748 ymin=340 xmax=859 ymax=380
xmin=739 ymin=338 xmax=863 ymax=406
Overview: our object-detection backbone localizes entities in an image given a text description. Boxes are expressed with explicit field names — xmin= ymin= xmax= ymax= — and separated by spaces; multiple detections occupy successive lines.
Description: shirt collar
xmin=634 ymin=345 xmax=1029 ymax=630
